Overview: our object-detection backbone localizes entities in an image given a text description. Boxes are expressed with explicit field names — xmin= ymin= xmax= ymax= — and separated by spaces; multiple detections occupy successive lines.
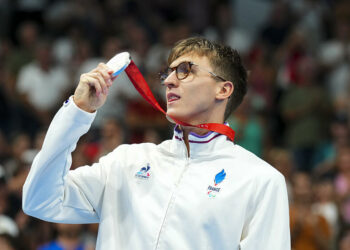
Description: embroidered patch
xmin=135 ymin=164 xmax=151 ymax=179
xmin=207 ymin=169 xmax=226 ymax=198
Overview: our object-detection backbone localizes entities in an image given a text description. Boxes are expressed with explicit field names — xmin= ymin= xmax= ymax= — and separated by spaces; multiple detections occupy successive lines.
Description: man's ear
xmin=216 ymin=81 xmax=234 ymax=100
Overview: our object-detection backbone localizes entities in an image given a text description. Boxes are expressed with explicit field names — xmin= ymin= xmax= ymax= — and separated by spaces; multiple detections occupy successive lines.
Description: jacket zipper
xmin=154 ymin=142 xmax=190 ymax=249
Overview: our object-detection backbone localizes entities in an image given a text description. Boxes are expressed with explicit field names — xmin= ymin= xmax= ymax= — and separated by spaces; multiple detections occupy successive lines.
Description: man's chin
xmin=166 ymin=111 xmax=184 ymax=123
xmin=165 ymin=112 xmax=192 ymax=125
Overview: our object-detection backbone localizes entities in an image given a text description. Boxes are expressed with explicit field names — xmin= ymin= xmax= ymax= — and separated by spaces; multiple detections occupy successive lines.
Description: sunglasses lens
xmin=176 ymin=62 xmax=191 ymax=80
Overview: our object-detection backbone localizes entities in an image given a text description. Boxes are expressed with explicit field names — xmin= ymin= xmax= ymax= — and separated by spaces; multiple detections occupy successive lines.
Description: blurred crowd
xmin=0 ymin=0 xmax=350 ymax=249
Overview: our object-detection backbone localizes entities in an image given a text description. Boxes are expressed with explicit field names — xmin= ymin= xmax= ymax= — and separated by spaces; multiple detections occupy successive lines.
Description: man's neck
xmin=181 ymin=126 xmax=211 ymax=156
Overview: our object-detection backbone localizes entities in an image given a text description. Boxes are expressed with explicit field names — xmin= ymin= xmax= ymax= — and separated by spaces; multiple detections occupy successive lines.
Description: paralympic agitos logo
xmin=207 ymin=169 xmax=226 ymax=198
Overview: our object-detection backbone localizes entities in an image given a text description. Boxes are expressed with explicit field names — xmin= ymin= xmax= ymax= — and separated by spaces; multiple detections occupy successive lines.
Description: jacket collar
xmin=170 ymin=124 xmax=234 ymax=159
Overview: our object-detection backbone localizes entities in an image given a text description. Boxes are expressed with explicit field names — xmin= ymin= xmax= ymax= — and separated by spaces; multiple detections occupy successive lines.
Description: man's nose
xmin=163 ymin=71 xmax=179 ymax=88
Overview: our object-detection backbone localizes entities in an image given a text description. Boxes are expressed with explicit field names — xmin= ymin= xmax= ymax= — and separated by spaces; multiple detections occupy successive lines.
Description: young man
xmin=23 ymin=37 xmax=290 ymax=249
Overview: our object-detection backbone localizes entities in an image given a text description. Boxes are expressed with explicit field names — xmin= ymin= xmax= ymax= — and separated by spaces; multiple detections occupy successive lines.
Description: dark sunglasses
xmin=159 ymin=61 xmax=226 ymax=83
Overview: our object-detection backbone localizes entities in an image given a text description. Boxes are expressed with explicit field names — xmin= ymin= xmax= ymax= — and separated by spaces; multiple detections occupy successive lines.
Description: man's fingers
xmin=99 ymin=62 xmax=114 ymax=74
xmin=82 ymin=63 xmax=115 ymax=96
xmin=91 ymin=64 xmax=113 ymax=87
xmin=91 ymin=72 xmax=108 ymax=95
xmin=74 ymin=63 xmax=114 ymax=112
xmin=94 ymin=63 xmax=113 ymax=77
xmin=82 ymin=75 xmax=103 ymax=96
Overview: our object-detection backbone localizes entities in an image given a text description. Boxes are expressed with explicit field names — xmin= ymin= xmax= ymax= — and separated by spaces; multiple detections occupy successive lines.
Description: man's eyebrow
xmin=169 ymin=62 xmax=180 ymax=68
xmin=169 ymin=60 xmax=190 ymax=68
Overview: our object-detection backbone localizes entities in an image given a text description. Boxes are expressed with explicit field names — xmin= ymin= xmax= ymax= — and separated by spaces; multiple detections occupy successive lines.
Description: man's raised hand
xmin=74 ymin=63 xmax=114 ymax=113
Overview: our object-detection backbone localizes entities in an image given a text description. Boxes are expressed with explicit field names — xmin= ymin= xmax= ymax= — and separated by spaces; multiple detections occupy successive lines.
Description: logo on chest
xmin=207 ymin=169 xmax=226 ymax=198
xmin=135 ymin=164 xmax=151 ymax=179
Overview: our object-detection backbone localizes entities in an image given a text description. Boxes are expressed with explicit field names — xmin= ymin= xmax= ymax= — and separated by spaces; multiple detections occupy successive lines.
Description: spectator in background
xmin=124 ymin=20 xmax=151 ymax=73
xmin=1 ymin=131 xmax=43 ymax=219
xmin=204 ymin=1 xmax=252 ymax=56
xmin=16 ymin=39 xmax=70 ymax=128
xmin=245 ymin=42 xmax=276 ymax=114
xmin=145 ymin=23 xmax=176 ymax=73
xmin=318 ymin=14 xmax=350 ymax=114
xmin=2 ymin=133 xmax=30 ymax=182
xmin=15 ymin=216 xmax=54 ymax=249
xmin=290 ymin=172 xmax=331 ymax=250
xmin=84 ymin=118 xmax=125 ymax=163
xmin=5 ymin=132 xmax=45 ymax=218
xmin=0 ymin=38 xmax=18 ymax=136
xmin=1 ymin=22 xmax=40 ymax=136
xmin=290 ymin=0 xmax=329 ymax=52
xmin=260 ymin=1 xmax=293 ymax=50
xmin=51 ymin=25 xmax=86 ymax=71
xmin=98 ymin=118 xmax=125 ymax=156
xmin=71 ymin=39 xmax=95 ymax=79
xmin=314 ymin=114 xmax=350 ymax=178
xmin=6 ymin=21 xmax=38 ymax=79
xmin=227 ymin=93 xmax=264 ymax=157
xmin=280 ymin=56 xmax=330 ymax=172
xmin=275 ymin=28 xmax=308 ymax=89
xmin=312 ymin=177 xmax=339 ymax=249
xmin=267 ymin=147 xmax=293 ymax=200
xmin=334 ymin=147 xmax=350 ymax=226
xmin=38 ymin=223 xmax=85 ymax=250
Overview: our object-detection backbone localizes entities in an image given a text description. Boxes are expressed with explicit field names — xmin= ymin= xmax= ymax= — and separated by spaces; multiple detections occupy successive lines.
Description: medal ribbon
xmin=124 ymin=60 xmax=235 ymax=141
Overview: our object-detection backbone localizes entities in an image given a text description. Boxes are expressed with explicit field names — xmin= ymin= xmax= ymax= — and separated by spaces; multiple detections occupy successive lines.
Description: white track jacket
xmin=23 ymin=97 xmax=291 ymax=250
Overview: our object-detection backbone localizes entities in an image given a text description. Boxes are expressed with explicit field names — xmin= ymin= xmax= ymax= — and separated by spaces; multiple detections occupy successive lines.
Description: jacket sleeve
xmin=22 ymin=97 xmax=109 ymax=224
xmin=240 ymin=171 xmax=291 ymax=250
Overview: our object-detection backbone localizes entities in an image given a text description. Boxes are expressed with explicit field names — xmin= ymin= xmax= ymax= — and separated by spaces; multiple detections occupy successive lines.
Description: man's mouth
xmin=167 ymin=93 xmax=180 ymax=103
